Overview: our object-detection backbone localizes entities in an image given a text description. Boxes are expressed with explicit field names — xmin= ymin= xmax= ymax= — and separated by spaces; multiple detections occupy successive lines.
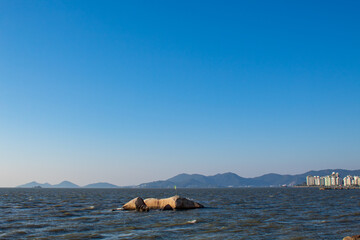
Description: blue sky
xmin=0 ymin=1 xmax=359 ymax=186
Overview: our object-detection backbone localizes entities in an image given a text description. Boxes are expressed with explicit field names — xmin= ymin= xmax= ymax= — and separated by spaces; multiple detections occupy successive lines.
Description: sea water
xmin=0 ymin=188 xmax=359 ymax=239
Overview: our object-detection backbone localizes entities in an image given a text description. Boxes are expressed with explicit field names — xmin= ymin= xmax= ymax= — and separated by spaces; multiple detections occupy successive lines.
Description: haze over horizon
xmin=1 ymin=1 xmax=359 ymax=187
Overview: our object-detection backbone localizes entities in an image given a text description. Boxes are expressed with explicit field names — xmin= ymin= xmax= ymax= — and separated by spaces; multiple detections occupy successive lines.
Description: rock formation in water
xmin=122 ymin=195 xmax=203 ymax=211
xmin=343 ymin=235 xmax=360 ymax=240
xmin=122 ymin=197 xmax=149 ymax=212
xmin=144 ymin=195 xmax=204 ymax=210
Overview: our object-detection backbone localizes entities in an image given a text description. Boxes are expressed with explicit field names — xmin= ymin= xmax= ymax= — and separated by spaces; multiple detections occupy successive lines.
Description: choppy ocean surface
xmin=0 ymin=188 xmax=359 ymax=239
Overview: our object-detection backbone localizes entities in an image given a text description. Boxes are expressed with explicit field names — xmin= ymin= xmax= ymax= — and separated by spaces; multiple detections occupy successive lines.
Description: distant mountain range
xmin=83 ymin=182 xmax=119 ymax=188
xmin=17 ymin=169 xmax=360 ymax=188
xmin=17 ymin=181 xmax=119 ymax=188
xmin=138 ymin=169 xmax=360 ymax=188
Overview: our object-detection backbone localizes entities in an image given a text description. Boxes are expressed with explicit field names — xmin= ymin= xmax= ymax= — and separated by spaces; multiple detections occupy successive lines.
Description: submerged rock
xmin=122 ymin=195 xmax=203 ymax=211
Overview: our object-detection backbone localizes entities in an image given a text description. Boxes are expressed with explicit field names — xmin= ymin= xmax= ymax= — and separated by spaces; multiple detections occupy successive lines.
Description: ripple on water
xmin=0 ymin=188 xmax=359 ymax=239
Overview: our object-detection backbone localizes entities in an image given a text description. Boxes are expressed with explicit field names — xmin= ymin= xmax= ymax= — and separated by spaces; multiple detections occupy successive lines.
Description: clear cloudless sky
xmin=0 ymin=0 xmax=359 ymax=187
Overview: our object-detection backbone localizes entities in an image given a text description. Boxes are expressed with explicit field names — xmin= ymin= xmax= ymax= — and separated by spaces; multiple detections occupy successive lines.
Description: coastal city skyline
xmin=1 ymin=1 xmax=359 ymax=187
xmin=306 ymin=172 xmax=360 ymax=187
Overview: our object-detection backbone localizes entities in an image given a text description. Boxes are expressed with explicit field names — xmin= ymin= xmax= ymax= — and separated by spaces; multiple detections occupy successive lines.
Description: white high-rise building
xmin=354 ymin=176 xmax=360 ymax=186
xmin=343 ymin=175 xmax=354 ymax=186
xmin=306 ymin=175 xmax=315 ymax=186
xmin=314 ymin=176 xmax=321 ymax=186
xmin=324 ymin=175 xmax=331 ymax=187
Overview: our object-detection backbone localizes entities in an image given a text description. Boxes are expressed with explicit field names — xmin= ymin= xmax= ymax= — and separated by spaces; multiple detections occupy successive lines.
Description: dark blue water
xmin=0 ymin=188 xmax=359 ymax=239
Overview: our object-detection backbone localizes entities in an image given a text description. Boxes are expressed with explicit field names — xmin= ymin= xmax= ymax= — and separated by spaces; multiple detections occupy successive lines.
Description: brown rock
xmin=122 ymin=197 xmax=149 ymax=211
xmin=122 ymin=195 xmax=203 ymax=211
xmin=143 ymin=198 xmax=163 ymax=210
xmin=343 ymin=235 xmax=360 ymax=240
xmin=175 ymin=196 xmax=204 ymax=209
xmin=144 ymin=195 xmax=204 ymax=210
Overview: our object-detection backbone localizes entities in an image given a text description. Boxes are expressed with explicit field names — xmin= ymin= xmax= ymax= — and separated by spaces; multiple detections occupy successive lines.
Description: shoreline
xmin=294 ymin=185 xmax=360 ymax=190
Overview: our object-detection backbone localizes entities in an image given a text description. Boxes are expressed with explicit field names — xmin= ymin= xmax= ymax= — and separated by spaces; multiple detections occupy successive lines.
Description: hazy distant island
xmin=16 ymin=169 xmax=360 ymax=188
xmin=17 ymin=181 xmax=120 ymax=189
